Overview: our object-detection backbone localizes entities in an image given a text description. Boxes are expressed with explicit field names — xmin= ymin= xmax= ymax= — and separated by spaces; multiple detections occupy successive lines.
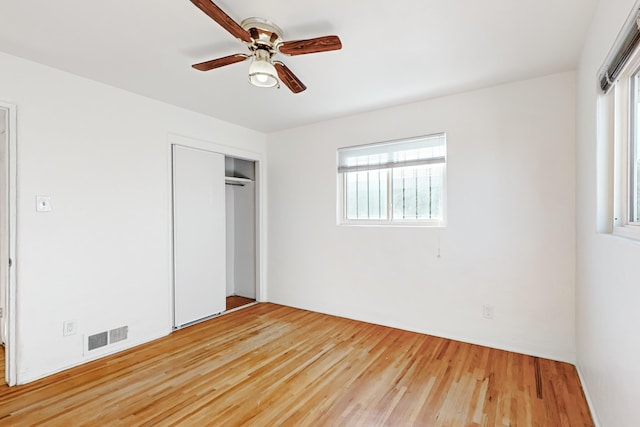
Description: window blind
xmin=599 ymin=4 xmax=640 ymax=93
xmin=337 ymin=133 xmax=446 ymax=174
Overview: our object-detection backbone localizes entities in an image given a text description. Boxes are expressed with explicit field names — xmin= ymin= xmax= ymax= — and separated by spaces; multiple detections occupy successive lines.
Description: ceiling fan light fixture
xmin=248 ymin=50 xmax=279 ymax=88
xmin=188 ymin=2 xmax=342 ymax=93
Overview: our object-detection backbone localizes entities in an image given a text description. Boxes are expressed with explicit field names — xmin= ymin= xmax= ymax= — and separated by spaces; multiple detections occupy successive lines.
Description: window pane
xmin=345 ymin=171 xmax=358 ymax=219
xmin=392 ymin=165 xmax=443 ymax=220
xmin=633 ymin=73 xmax=640 ymax=223
xmin=344 ymin=170 xmax=387 ymax=220
xmin=430 ymin=164 xmax=444 ymax=219
xmin=634 ymin=150 xmax=640 ymax=222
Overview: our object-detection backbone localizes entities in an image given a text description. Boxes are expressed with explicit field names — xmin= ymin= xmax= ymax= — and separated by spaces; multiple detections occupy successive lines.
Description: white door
xmin=173 ymin=145 xmax=226 ymax=327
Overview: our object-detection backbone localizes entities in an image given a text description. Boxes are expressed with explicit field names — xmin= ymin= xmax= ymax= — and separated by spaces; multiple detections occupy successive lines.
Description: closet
xmin=172 ymin=145 xmax=257 ymax=328
xmin=224 ymin=157 xmax=256 ymax=305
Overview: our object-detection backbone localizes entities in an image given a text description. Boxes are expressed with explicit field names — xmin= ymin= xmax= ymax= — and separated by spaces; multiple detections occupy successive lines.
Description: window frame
xmin=629 ymin=69 xmax=640 ymax=226
xmin=337 ymin=135 xmax=447 ymax=227
xmin=610 ymin=50 xmax=640 ymax=240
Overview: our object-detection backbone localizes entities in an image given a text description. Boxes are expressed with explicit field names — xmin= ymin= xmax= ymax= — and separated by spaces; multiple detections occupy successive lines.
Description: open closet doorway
xmin=0 ymin=102 xmax=17 ymax=386
xmin=225 ymin=157 xmax=257 ymax=312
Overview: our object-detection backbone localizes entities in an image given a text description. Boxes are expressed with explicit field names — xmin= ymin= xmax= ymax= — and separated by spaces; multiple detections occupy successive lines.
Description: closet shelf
xmin=225 ymin=176 xmax=253 ymax=186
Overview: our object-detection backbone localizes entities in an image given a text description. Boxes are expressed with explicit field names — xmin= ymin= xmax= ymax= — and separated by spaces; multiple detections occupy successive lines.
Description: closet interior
xmin=224 ymin=156 xmax=256 ymax=311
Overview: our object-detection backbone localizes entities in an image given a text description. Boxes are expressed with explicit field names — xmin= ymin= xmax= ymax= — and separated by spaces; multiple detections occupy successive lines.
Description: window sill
xmin=612 ymin=225 xmax=640 ymax=242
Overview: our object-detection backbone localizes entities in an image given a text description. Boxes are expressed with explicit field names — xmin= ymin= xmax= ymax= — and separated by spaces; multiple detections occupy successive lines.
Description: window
xmin=337 ymin=134 xmax=446 ymax=226
xmin=631 ymin=70 xmax=640 ymax=224
xmin=598 ymin=4 xmax=640 ymax=239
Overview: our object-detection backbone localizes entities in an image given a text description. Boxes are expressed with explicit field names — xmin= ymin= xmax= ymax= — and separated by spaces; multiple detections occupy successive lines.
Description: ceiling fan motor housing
xmin=241 ymin=17 xmax=284 ymax=55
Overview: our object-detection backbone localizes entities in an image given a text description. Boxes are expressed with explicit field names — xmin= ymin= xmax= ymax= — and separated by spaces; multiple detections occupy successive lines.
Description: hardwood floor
xmin=0 ymin=304 xmax=593 ymax=426
xmin=0 ymin=346 xmax=3 ymax=385
xmin=226 ymin=295 xmax=256 ymax=311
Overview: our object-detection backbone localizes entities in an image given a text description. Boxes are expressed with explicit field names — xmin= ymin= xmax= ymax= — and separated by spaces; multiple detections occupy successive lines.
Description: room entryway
xmin=0 ymin=102 xmax=17 ymax=386
xmin=0 ymin=107 xmax=5 ymax=381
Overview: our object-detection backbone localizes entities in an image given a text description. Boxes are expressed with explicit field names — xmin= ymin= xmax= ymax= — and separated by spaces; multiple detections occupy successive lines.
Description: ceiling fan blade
xmin=279 ymin=35 xmax=342 ymax=56
xmin=274 ymin=62 xmax=307 ymax=93
xmin=189 ymin=0 xmax=252 ymax=43
xmin=192 ymin=54 xmax=249 ymax=71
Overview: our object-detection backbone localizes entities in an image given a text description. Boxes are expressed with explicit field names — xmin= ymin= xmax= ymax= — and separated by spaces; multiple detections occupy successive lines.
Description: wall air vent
xmin=87 ymin=331 xmax=108 ymax=351
xmin=87 ymin=326 xmax=129 ymax=352
xmin=109 ymin=326 xmax=128 ymax=344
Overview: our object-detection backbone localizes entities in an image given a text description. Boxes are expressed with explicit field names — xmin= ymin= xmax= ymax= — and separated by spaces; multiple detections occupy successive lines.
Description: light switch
xmin=36 ymin=195 xmax=52 ymax=212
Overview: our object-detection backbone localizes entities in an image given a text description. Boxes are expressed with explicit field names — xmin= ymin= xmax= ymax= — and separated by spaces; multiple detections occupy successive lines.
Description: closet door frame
xmin=167 ymin=134 xmax=265 ymax=328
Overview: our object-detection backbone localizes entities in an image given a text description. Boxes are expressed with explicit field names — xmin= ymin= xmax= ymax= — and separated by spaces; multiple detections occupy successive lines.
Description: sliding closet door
xmin=173 ymin=145 xmax=226 ymax=327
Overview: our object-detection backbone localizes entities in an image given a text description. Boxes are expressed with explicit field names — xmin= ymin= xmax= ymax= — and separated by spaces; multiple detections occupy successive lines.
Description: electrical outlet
xmin=63 ymin=320 xmax=77 ymax=336
xmin=482 ymin=305 xmax=494 ymax=320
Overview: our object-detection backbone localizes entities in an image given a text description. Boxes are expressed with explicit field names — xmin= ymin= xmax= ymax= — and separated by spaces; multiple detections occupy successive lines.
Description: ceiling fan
xmin=189 ymin=0 xmax=342 ymax=93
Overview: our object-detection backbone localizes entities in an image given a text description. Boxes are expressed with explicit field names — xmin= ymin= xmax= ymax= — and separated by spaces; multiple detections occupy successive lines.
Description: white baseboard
xmin=278 ymin=300 xmax=576 ymax=364
xmin=17 ymin=329 xmax=171 ymax=385
xmin=575 ymin=362 xmax=602 ymax=427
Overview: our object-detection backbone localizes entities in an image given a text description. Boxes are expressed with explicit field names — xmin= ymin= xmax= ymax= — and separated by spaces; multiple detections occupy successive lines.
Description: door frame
xmin=167 ymin=133 xmax=266 ymax=328
xmin=0 ymin=101 xmax=18 ymax=386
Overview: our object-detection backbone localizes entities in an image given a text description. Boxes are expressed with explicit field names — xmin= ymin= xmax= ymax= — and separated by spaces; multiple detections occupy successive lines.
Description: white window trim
xmin=336 ymin=148 xmax=447 ymax=228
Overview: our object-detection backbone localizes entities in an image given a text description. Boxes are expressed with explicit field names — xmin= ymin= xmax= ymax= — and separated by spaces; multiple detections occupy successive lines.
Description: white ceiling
xmin=0 ymin=1 xmax=597 ymax=133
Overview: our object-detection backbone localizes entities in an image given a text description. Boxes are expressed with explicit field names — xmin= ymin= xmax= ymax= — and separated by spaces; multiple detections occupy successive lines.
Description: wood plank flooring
xmin=0 ymin=347 xmax=4 ymax=385
xmin=0 ymin=303 xmax=594 ymax=426
xmin=226 ymin=295 xmax=256 ymax=311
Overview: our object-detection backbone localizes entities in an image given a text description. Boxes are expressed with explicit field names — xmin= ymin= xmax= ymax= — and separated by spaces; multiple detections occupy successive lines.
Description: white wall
xmin=576 ymin=1 xmax=640 ymax=426
xmin=0 ymin=52 xmax=266 ymax=383
xmin=267 ymin=72 xmax=576 ymax=362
